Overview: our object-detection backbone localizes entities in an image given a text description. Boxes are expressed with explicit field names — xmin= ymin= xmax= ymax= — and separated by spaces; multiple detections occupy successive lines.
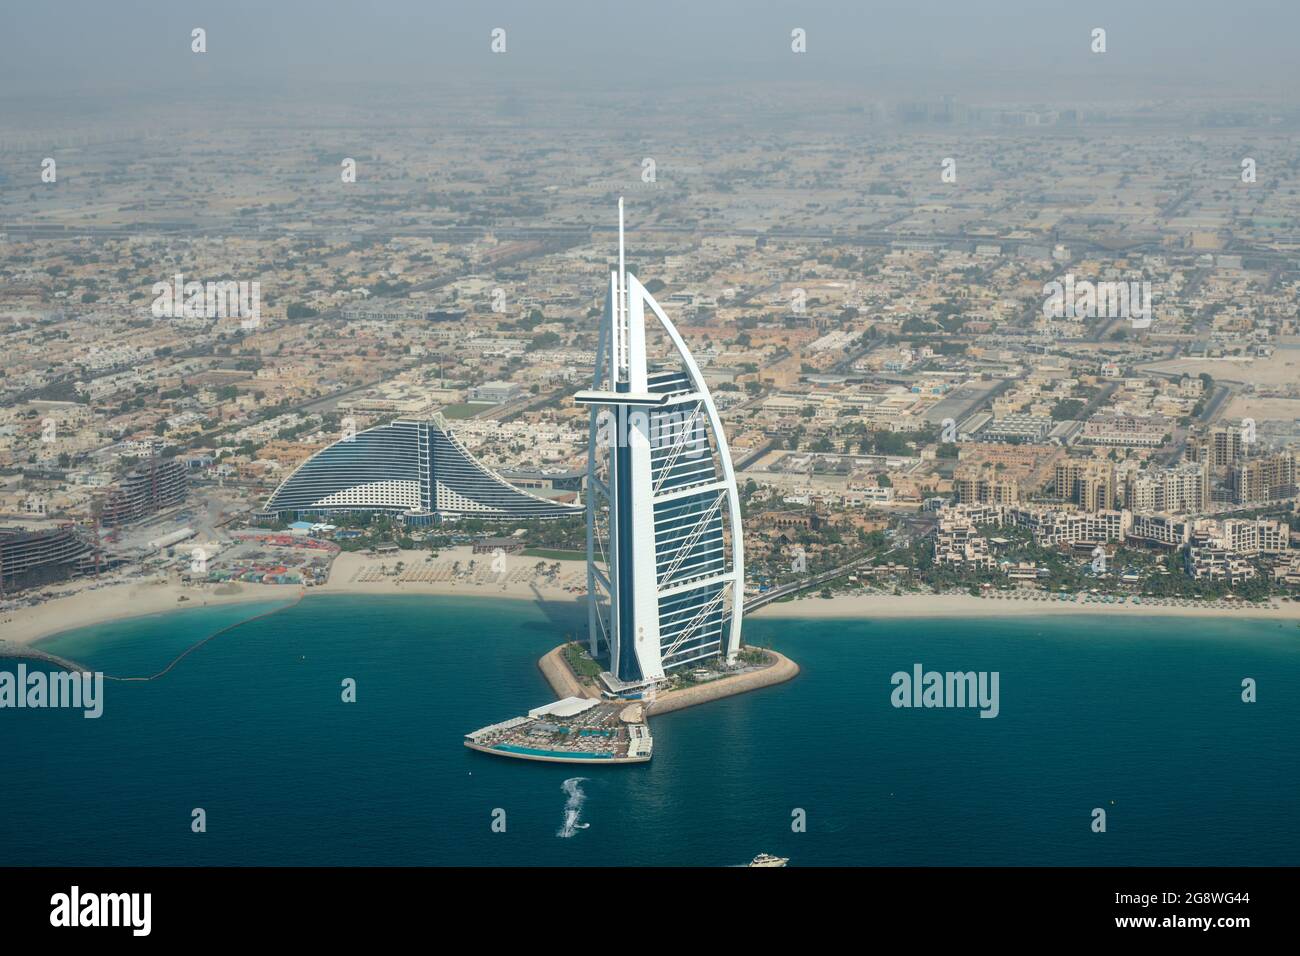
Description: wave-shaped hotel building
xmin=263 ymin=416 xmax=581 ymax=524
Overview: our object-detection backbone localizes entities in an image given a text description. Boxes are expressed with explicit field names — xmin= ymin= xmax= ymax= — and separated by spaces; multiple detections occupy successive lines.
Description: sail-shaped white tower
xmin=576 ymin=200 xmax=745 ymax=688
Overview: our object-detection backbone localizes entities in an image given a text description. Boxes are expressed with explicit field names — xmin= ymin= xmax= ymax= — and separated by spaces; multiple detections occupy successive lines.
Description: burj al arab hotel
xmin=575 ymin=201 xmax=745 ymax=690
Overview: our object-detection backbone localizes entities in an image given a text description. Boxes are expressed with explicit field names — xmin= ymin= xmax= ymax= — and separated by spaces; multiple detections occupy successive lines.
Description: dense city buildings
xmin=1 ymin=84 xmax=1298 ymax=605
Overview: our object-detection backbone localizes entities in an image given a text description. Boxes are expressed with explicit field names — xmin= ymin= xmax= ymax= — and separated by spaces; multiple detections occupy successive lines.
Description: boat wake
xmin=556 ymin=777 xmax=590 ymax=838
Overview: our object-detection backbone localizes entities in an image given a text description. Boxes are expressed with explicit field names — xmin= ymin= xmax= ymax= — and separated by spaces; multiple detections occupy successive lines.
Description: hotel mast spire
xmin=615 ymin=196 xmax=627 ymax=382
xmin=618 ymin=196 xmax=625 ymax=300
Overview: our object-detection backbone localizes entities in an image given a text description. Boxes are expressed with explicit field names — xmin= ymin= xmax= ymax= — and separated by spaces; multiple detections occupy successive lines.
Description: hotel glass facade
xmin=578 ymin=206 xmax=744 ymax=687
xmin=264 ymin=418 xmax=581 ymax=521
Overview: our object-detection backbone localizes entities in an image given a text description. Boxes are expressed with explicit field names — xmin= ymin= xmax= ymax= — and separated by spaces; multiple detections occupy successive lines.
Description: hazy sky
xmin=2 ymin=0 xmax=1296 ymax=107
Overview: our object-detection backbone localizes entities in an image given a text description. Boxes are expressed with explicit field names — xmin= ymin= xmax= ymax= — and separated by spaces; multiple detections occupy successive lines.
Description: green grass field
xmin=563 ymin=642 xmax=603 ymax=679
xmin=521 ymin=548 xmax=586 ymax=561
xmin=438 ymin=403 xmax=483 ymax=420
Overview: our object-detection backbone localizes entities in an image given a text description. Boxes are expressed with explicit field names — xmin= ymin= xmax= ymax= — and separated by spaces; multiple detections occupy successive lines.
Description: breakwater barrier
xmin=0 ymin=641 xmax=90 ymax=674
xmin=1 ymin=592 xmax=304 ymax=683
xmin=105 ymin=592 xmax=305 ymax=682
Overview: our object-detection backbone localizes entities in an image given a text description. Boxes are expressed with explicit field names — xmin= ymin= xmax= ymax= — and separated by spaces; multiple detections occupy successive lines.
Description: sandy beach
xmin=752 ymin=591 xmax=1300 ymax=622
xmin=2 ymin=546 xmax=588 ymax=648
xmin=319 ymin=547 xmax=1300 ymax=624
xmin=1 ymin=577 xmax=299 ymax=647
xmin=316 ymin=546 xmax=588 ymax=600
xmin=7 ymin=541 xmax=1299 ymax=651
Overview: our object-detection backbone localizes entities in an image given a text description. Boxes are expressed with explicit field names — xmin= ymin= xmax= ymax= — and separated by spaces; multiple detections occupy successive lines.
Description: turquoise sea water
xmin=3 ymin=594 xmax=1298 ymax=866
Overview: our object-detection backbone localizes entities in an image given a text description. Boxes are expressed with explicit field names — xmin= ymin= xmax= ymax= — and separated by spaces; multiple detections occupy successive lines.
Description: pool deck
xmin=462 ymin=739 xmax=650 ymax=764
xmin=464 ymin=646 xmax=797 ymax=766
xmin=463 ymin=696 xmax=653 ymax=764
